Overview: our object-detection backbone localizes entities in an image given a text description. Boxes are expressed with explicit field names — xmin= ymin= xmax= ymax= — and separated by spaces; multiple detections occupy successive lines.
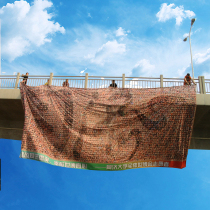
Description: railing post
xmin=160 ymin=75 xmax=163 ymax=88
xmin=85 ymin=73 xmax=88 ymax=88
xmin=198 ymin=76 xmax=203 ymax=94
xmin=122 ymin=74 xmax=125 ymax=88
xmin=202 ymin=76 xmax=206 ymax=94
xmin=14 ymin=72 xmax=20 ymax=89
xmin=49 ymin=73 xmax=53 ymax=86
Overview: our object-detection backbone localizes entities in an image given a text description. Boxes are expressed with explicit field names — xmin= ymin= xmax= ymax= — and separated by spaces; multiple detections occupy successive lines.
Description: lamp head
xmin=183 ymin=37 xmax=188 ymax=42
xmin=191 ymin=18 xmax=196 ymax=26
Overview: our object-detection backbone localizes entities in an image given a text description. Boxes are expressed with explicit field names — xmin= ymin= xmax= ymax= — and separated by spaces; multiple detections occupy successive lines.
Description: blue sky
xmin=0 ymin=0 xmax=210 ymax=78
xmin=1 ymin=0 xmax=210 ymax=209
xmin=1 ymin=140 xmax=210 ymax=209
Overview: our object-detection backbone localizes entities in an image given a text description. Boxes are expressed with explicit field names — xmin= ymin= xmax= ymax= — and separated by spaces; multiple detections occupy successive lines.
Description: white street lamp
xmin=183 ymin=18 xmax=196 ymax=79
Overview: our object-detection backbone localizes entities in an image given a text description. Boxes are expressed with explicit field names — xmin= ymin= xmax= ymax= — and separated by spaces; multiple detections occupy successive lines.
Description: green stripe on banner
xmin=20 ymin=150 xmax=183 ymax=171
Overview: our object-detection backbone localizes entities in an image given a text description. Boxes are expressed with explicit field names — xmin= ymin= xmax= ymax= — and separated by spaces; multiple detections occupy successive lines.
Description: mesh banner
xmin=19 ymin=83 xmax=196 ymax=170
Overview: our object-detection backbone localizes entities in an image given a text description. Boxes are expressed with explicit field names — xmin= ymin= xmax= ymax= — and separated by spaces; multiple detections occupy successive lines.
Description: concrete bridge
xmin=1 ymin=73 xmax=210 ymax=150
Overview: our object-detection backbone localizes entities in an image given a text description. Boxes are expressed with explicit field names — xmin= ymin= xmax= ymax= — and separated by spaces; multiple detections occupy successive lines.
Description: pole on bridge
xmin=160 ymin=75 xmax=163 ymax=88
xmin=202 ymin=76 xmax=206 ymax=94
xmin=49 ymin=73 xmax=53 ymax=86
xmin=85 ymin=73 xmax=88 ymax=88
xmin=198 ymin=76 xmax=203 ymax=94
xmin=122 ymin=74 xmax=125 ymax=88
xmin=15 ymin=73 xmax=20 ymax=89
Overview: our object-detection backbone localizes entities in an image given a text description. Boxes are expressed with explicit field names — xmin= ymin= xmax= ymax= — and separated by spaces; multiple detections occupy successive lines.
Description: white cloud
xmin=202 ymin=72 xmax=210 ymax=79
xmin=20 ymin=23 xmax=206 ymax=79
xmin=85 ymin=40 xmax=126 ymax=65
xmin=87 ymin=13 xmax=92 ymax=18
xmin=194 ymin=48 xmax=210 ymax=64
xmin=184 ymin=10 xmax=195 ymax=18
xmin=177 ymin=66 xmax=190 ymax=77
xmin=115 ymin=27 xmax=127 ymax=37
xmin=74 ymin=39 xmax=79 ymax=43
xmin=80 ymin=68 xmax=87 ymax=74
xmin=183 ymin=28 xmax=202 ymax=38
xmin=2 ymin=72 xmax=6 ymax=73
xmin=0 ymin=0 xmax=65 ymax=62
xmin=4 ymin=36 xmax=32 ymax=62
xmin=132 ymin=59 xmax=155 ymax=75
xmin=156 ymin=3 xmax=195 ymax=26
xmin=98 ymin=40 xmax=126 ymax=54
xmin=194 ymin=28 xmax=202 ymax=34
xmin=183 ymin=33 xmax=189 ymax=38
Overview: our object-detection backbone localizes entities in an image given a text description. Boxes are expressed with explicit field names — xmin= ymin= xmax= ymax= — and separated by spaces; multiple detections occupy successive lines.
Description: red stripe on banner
xmin=169 ymin=160 xmax=186 ymax=169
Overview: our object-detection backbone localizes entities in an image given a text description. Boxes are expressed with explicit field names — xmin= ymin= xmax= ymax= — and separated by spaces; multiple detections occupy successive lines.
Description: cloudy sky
xmin=0 ymin=0 xmax=210 ymax=79
xmin=1 ymin=0 xmax=210 ymax=209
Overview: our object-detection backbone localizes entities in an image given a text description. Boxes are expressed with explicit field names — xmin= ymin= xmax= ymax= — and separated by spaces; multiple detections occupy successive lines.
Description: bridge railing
xmin=0 ymin=73 xmax=207 ymax=94
xmin=205 ymin=79 xmax=210 ymax=93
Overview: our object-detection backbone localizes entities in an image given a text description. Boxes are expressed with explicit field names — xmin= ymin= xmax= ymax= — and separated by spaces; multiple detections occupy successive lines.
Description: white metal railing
xmin=205 ymin=79 xmax=210 ymax=93
xmin=0 ymin=77 xmax=16 ymax=88
xmin=0 ymin=73 xmax=208 ymax=94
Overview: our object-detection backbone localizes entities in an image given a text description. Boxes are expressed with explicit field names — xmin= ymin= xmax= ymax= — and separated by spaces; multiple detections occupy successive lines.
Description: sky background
xmin=1 ymin=0 xmax=210 ymax=209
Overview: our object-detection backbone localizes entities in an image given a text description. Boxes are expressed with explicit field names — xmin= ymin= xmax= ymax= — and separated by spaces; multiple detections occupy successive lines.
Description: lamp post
xmin=183 ymin=18 xmax=196 ymax=79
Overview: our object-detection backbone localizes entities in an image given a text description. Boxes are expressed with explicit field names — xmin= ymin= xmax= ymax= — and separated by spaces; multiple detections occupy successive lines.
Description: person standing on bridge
xmin=21 ymin=72 xmax=29 ymax=85
xmin=109 ymin=80 xmax=117 ymax=88
xmin=184 ymin=73 xmax=196 ymax=86
xmin=62 ymin=79 xmax=69 ymax=87
xmin=45 ymin=79 xmax=50 ymax=86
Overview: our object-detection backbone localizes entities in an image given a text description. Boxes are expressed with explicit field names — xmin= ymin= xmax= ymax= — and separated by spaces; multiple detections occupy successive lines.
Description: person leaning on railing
xmin=63 ymin=79 xmax=69 ymax=87
xmin=109 ymin=80 xmax=117 ymax=88
xmin=45 ymin=79 xmax=50 ymax=86
xmin=184 ymin=73 xmax=196 ymax=85
xmin=20 ymin=72 xmax=29 ymax=85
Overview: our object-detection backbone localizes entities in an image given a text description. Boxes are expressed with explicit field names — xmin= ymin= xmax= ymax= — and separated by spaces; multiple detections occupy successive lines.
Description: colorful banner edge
xmin=20 ymin=150 xmax=186 ymax=171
